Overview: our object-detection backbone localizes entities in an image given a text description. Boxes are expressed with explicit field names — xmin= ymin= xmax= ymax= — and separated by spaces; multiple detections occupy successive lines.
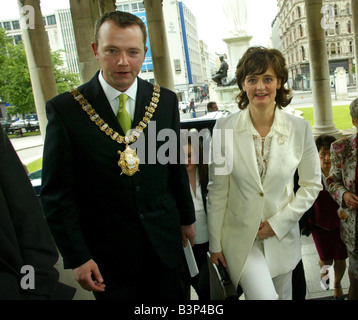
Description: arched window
xmin=346 ymin=2 xmax=351 ymax=14
xmin=301 ymin=46 xmax=305 ymax=60
xmin=335 ymin=21 xmax=340 ymax=34
xmin=330 ymin=43 xmax=336 ymax=55
xmin=297 ymin=6 xmax=301 ymax=18
xmin=299 ymin=24 xmax=303 ymax=37
xmin=348 ymin=21 xmax=352 ymax=33
xmin=334 ymin=4 xmax=339 ymax=16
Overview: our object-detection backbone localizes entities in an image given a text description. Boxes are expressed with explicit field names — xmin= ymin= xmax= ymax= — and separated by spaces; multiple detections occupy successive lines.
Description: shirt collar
xmin=236 ymin=106 xmax=288 ymax=138
xmin=98 ymin=71 xmax=137 ymax=102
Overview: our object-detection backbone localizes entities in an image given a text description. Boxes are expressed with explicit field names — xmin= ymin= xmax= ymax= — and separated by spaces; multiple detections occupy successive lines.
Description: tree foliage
xmin=0 ymin=28 xmax=80 ymax=117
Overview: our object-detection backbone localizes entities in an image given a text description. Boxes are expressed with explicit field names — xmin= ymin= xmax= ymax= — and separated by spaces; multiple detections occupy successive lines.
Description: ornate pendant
xmin=117 ymin=145 xmax=140 ymax=176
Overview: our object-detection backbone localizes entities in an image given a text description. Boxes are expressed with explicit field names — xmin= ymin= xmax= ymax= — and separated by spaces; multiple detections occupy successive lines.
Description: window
xmin=117 ymin=4 xmax=129 ymax=12
xmin=335 ymin=22 xmax=340 ymax=34
xmin=13 ymin=34 xmax=22 ymax=44
xmin=348 ymin=21 xmax=352 ymax=33
xmin=46 ymin=15 xmax=56 ymax=25
xmin=334 ymin=4 xmax=338 ymax=16
xmin=174 ymin=59 xmax=181 ymax=73
xmin=12 ymin=20 xmax=20 ymax=30
xmin=299 ymin=25 xmax=303 ymax=37
xmin=330 ymin=43 xmax=336 ymax=55
xmin=346 ymin=2 xmax=351 ymax=14
xmin=301 ymin=46 xmax=305 ymax=60
xmin=3 ymin=21 xmax=11 ymax=30
xmin=297 ymin=6 xmax=301 ymax=18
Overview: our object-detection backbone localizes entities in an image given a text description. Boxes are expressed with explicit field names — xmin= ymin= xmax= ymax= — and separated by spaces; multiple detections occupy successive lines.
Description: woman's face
xmin=183 ymin=143 xmax=198 ymax=173
xmin=242 ymin=65 xmax=281 ymax=110
xmin=318 ymin=147 xmax=331 ymax=172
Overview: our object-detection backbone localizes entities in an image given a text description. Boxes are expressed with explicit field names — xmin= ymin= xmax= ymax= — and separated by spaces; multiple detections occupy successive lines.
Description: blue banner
xmin=133 ymin=12 xmax=153 ymax=72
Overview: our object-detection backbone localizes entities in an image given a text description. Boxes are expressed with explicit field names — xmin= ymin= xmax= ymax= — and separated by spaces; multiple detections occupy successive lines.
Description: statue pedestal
xmin=209 ymin=81 xmax=240 ymax=114
xmin=334 ymin=67 xmax=348 ymax=100
xmin=223 ymin=35 xmax=252 ymax=79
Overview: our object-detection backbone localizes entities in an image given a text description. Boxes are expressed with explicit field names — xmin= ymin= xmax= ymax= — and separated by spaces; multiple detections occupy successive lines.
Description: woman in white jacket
xmin=208 ymin=47 xmax=322 ymax=300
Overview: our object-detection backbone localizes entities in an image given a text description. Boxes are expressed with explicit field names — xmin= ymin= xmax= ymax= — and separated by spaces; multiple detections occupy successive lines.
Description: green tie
xmin=117 ymin=94 xmax=131 ymax=134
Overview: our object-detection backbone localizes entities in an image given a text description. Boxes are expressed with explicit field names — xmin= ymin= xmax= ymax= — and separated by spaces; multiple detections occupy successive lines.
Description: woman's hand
xmin=209 ymin=251 xmax=228 ymax=268
xmin=257 ymin=221 xmax=275 ymax=240
xmin=343 ymin=192 xmax=358 ymax=210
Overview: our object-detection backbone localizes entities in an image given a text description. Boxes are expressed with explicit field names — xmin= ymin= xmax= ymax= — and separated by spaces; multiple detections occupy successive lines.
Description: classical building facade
xmin=275 ymin=0 xmax=355 ymax=90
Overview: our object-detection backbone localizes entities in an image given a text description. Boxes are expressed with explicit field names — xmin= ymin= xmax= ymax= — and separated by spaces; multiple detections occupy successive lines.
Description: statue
xmin=212 ymin=55 xmax=229 ymax=86
xmin=223 ymin=0 xmax=248 ymax=37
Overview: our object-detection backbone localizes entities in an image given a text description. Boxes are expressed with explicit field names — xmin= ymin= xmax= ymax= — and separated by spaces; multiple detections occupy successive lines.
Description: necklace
xmin=70 ymin=84 xmax=160 ymax=176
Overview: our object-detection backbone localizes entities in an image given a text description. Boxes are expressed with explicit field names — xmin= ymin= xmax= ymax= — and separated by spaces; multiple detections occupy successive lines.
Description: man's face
xmin=92 ymin=21 xmax=147 ymax=92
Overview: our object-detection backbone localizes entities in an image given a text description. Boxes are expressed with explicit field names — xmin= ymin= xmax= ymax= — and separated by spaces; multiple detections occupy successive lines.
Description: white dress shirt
xmin=98 ymin=71 xmax=137 ymax=120
xmin=189 ymin=169 xmax=209 ymax=244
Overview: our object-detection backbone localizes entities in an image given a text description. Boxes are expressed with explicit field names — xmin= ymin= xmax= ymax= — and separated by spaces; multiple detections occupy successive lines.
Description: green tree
xmin=0 ymin=28 xmax=80 ymax=117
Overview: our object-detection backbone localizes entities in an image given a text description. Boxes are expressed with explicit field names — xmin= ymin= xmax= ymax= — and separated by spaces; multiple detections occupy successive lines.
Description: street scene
xmin=1 ymin=0 xmax=358 ymax=303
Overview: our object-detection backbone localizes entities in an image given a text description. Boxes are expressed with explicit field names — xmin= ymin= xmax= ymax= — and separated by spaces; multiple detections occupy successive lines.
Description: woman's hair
xmin=315 ymin=134 xmax=336 ymax=152
xmin=349 ymin=98 xmax=358 ymax=122
xmin=94 ymin=11 xmax=147 ymax=47
xmin=181 ymin=132 xmax=208 ymax=187
xmin=235 ymin=46 xmax=292 ymax=110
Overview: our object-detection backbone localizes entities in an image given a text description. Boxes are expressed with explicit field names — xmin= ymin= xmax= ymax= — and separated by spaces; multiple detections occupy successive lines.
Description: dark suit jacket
xmin=41 ymin=73 xmax=195 ymax=280
xmin=0 ymin=124 xmax=74 ymax=299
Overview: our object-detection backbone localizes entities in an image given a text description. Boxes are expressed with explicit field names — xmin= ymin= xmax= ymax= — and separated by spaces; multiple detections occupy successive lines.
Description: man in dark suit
xmin=212 ymin=56 xmax=229 ymax=86
xmin=0 ymin=124 xmax=75 ymax=300
xmin=41 ymin=11 xmax=195 ymax=300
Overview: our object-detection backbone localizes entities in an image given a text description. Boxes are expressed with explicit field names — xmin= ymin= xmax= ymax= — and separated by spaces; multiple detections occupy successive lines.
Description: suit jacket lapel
xmin=234 ymin=111 xmax=262 ymax=190
xmin=263 ymin=109 xmax=290 ymax=189
xmin=133 ymin=77 xmax=153 ymax=126
xmin=81 ymin=72 xmax=123 ymax=134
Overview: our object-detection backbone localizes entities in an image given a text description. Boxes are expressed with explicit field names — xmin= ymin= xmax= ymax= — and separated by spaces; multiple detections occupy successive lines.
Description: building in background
xmin=274 ymin=0 xmax=356 ymax=90
xmin=117 ymin=0 xmax=211 ymax=102
xmin=1 ymin=0 xmax=216 ymax=103
xmin=0 ymin=10 xmax=79 ymax=74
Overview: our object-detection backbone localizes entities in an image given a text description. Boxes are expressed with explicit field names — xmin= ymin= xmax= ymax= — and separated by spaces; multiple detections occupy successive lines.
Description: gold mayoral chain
xmin=70 ymin=84 xmax=160 ymax=176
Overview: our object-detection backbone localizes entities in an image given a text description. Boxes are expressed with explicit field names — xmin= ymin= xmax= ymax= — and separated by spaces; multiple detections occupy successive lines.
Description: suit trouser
xmin=239 ymin=240 xmax=293 ymax=300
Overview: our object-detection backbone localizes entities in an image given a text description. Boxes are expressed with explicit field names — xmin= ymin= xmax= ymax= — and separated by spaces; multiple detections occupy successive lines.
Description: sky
xmin=0 ymin=0 xmax=278 ymax=54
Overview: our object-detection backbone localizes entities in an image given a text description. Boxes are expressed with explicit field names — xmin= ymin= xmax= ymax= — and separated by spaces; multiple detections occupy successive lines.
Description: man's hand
xmin=73 ymin=259 xmax=105 ymax=292
xmin=181 ymin=224 xmax=195 ymax=247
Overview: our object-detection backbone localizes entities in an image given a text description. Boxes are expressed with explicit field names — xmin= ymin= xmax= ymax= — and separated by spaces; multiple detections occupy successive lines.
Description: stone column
xmin=70 ymin=0 xmax=100 ymax=83
xmin=304 ymin=0 xmax=340 ymax=137
xmin=17 ymin=0 xmax=58 ymax=140
xmin=352 ymin=0 xmax=358 ymax=96
xmin=98 ymin=0 xmax=116 ymax=16
xmin=143 ymin=0 xmax=175 ymax=91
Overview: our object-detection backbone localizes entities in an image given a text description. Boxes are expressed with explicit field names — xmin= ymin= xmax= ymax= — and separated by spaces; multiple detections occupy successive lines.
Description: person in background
xmin=310 ymin=134 xmax=347 ymax=300
xmin=327 ymin=97 xmax=358 ymax=300
xmin=208 ymin=46 xmax=322 ymax=300
xmin=0 ymin=124 xmax=75 ymax=300
xmin=182 ymin=131 xmax=210 ymax=300
xmin=207 ymin=102 xmax=218 ymax=113
xmin=41 ymin=11 xmax=195 ymax=300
